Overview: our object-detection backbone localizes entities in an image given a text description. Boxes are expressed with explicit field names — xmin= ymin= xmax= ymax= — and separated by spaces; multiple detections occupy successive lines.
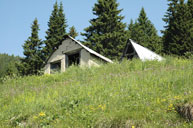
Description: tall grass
xmin=0 ymin=57 xmax=193 ymax=127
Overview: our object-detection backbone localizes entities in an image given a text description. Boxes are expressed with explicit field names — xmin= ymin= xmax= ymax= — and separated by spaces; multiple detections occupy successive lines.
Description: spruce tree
xmin=129 ymin=8 xmax=162 ymax=53
xmin=162 ymin=0 xmax=178 ymax=54
xmin=69 ymin=26 xmax=78 ymax=38
xmin=20 ymin=18 xmax=43 ymax=75
xmin=44 ymin=2 xmax=67 ymax=59
xmin=183 ymin=0 xmax=193 ymax=55
xmin=185 ymin=0 xmax=193 ymax=54
xmin=81 ymin=0 xmax=128 ymax=59
xmin=127 ymin=19 xmax=134 ymax=38
xmin=44 ymin=2 xmax=58 ymax=58
xmin=58 ymin=2 xmax=68 ymax=41
xmin=162 ymin=0 xmax=193 ymax=55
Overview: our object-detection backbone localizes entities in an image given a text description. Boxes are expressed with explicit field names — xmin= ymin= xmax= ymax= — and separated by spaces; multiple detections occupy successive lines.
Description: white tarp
xmin=130 ymin=39 xmax=164 ymax=61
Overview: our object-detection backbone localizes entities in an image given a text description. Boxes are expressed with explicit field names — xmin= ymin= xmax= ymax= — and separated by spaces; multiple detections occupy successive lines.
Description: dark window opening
xmin=66 ymin=52 xmax=80 ymax=67
xmin=50 ymin=61 xmax=61 ymax=73
xmin=120 ymin=40 xmax=138 ymax=61
xmin=125 ymin=43 xmax=137 ymax=59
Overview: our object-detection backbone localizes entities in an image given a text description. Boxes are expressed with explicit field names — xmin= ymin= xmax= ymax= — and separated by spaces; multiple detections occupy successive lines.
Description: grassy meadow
xmin=0 ymin=57 xmax=193 ymax=127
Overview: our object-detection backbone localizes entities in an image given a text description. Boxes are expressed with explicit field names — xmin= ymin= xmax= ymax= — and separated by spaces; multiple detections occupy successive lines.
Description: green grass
xmin=0 ymin=57 xmax=193 ymax=127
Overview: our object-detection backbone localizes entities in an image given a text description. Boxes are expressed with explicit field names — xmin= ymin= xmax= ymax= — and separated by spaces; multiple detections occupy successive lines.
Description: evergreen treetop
xmin=44 ymin=2 xmax=59 ymax=54
xmin=69 ymin=26 xmax=78 ymax=39
xmin=44 ymin=1 xmax=67 ymax=59
xmin=20 ymin=18 xmax=43 ymax=75
xmin=58 ymin=2 xmax=68 ymax=41
xmin=162 ymin=0 xmax=193 ymax=55
xmin=128 ymin=7 xmax=162 ymax=53
xmin=82 ymin=0 xmax=128 ymax=59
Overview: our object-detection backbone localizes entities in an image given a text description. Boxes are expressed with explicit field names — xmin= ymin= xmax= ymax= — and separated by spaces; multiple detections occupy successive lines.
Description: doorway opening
xmin=125 ymin=43 xmax=137 ymax=59
xmin=66 ymin=52 xmax=80 ymax=67
xmin=120 ymin=40 xmax=138 ymax=61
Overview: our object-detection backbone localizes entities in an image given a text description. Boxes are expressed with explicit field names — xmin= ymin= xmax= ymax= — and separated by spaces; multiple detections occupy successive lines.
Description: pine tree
xmin=185 ymin=0 xmax=193 ymax=54
xmin=127 ymin=19 xmax=135 ymax=38
xmin=58 ymin=2 xmax=68 ymax=41
xmin=44 ymin=2 xmax=67 ymax=59
xmin=81 ymin=0 xmax=128 ymax=59
xmin=44 ymin=2 xmax=58 ymax=58
xmin=162 ymin=0 xmax=178 ymax=54
xmin=20 ymin=18 xmax=43 ymax=75
xmin=128 ymin=19 xmax=139 ymax=42
xmin=129 ymin=8 xmax=162 ymax=53
xmin=69 ymin=26 xmax=78 ymax=38
xmin=162 ymin=0 xmax=193 ymax=55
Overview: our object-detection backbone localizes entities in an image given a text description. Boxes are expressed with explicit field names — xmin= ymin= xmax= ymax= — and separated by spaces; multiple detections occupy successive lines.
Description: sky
xmin=0 ymin=0 xmax=168 ymax=57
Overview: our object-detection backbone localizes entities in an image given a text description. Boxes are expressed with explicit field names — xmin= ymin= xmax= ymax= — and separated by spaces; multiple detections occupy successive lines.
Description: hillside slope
xmin=0 ymin=57 xmax=193 ymax=127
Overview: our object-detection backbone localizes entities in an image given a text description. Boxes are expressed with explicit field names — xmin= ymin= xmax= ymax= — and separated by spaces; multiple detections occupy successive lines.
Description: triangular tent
xmin=121 ymin=39 xmax=163 ymax=61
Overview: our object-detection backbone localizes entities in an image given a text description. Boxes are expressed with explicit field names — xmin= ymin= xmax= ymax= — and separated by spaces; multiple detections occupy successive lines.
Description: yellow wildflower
xmin=174 ymin=96 xmax=181 ymax=100
xmin=169 ymin=104 xmax=173 ymax=107
xmin=168 ymin=104 xmax=175 ymax=111
xmin=98 ymin=105 xmax=102 ymax=108
xmin=98 ymin=104 xmax=106 ymax=111
xmin=161 ymin=99 xmax=166 ymax=102
xmin=132 ymin=126 xmax=135 ymax=128
xmin=101 ymin=105 xmax=106 ymax=111
xmin=39 ymin=112 xmax=46 ymax=117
